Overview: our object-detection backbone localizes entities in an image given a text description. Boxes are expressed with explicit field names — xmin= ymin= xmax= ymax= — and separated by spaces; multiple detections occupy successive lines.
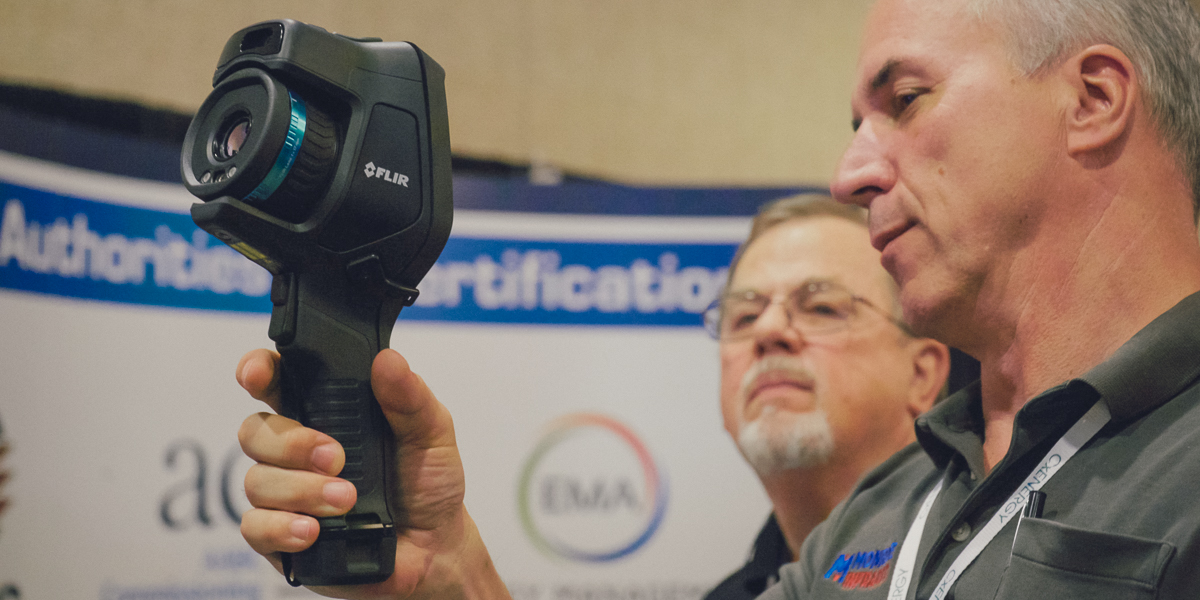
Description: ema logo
xmin=518 ymin=413 xmax=668 ymax=562
xmin=362 ymin=161 xmax=409 ymax=187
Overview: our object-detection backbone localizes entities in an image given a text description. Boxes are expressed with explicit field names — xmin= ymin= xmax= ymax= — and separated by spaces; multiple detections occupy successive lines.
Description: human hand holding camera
xmin=236 ymin=347 xmax=510 ymax=600
xmin=180 ymin=19 xmax=508 ymax=595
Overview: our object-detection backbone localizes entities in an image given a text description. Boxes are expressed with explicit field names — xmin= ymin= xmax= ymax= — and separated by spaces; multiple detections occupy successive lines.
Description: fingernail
xmin=289 ymin=518 xmax=313 ymax=541
xmin=323 ymin=481 xmax=355 ymax=508
xmin=310 ymin=443 xmax=338 ymax=474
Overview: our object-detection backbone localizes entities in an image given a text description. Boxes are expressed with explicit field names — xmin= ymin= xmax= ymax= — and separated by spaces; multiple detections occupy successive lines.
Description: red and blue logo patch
xmin=822 ymin=542 xmax=898 ymax=590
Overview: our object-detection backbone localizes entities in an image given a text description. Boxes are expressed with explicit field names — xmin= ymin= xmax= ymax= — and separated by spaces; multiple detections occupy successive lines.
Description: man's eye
xmin=807 ymin=303 xmax=842 ymax=317
xmin=803 ymin=299 xmax=852 ymax=319
xmin=725 ymin=308 xmax=760 ymax=330
xmin=813 ymin=303 xmax=838 ymax=315
xmin=894 ymin=90 xmax=923 ymax=113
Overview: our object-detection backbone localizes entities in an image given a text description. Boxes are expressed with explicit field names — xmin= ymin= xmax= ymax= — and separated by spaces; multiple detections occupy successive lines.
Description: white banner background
xmin=0 ymin=153 xmax=771 ymax=599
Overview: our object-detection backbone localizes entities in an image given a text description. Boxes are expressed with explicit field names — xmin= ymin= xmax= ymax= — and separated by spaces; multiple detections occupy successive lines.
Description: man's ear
xmin=906 ymin=339 xmax=950 ymax=418
xmin=1062 ymin=44 xmax=1138 ymax=157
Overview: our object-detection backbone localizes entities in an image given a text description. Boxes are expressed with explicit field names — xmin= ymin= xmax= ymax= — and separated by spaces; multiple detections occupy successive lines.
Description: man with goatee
xmin=702 ymin=195 xmax=950 ymax=598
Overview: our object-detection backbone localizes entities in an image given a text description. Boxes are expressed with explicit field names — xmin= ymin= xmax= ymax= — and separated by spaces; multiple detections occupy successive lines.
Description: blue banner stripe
xmin=0 ymin=180 xmax=739 ymax=325
xmin=408 ymin=238 xmax=734 ymax=326
xmin=0 ymin=183 xmax=274 ymax=312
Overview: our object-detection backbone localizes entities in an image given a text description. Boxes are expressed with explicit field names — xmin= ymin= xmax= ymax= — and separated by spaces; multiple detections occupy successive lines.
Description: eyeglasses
xmin=702 ymin=280 xmax=913 ymax=341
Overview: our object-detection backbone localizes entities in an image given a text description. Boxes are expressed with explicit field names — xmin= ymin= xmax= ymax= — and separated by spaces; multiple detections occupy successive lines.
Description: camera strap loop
xmin=281 ymin=552 xmax=302 ymax=587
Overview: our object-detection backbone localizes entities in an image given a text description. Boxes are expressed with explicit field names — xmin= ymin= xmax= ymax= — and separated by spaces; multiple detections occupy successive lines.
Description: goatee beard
xmin=737 ymin=405 xmax=835 ymax=476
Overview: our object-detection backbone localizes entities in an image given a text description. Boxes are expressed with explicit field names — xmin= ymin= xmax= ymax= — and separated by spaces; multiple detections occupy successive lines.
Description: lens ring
xmin=243 ymin=91 xmax=307 ymax=203
xmin=182 ymin=68 xmax=294 ymax=200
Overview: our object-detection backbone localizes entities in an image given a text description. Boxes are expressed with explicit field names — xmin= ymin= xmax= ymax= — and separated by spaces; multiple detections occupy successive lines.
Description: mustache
xmin=738 ymin=355 xmax=817 ymax=400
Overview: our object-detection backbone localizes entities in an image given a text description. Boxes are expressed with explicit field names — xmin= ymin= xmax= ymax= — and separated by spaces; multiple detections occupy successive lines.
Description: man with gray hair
xmin=232 ymin=0 xmax=1200 ymax=597
xmin=703 ymin=195 xmax=949 ymax=599
xmin=764 ymin=0 xmax=1200 ymax=597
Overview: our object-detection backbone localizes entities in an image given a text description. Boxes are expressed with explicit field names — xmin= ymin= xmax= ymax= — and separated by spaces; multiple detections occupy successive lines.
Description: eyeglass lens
xmin=718 ymin=282 xmax=857 ymax=339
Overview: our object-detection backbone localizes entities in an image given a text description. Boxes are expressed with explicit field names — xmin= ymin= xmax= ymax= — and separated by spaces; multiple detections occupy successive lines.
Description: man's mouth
xmin=870 ymin=218 xmax=916 ymax=253
xmin=746 ymin=371 xmax=816 ymax=406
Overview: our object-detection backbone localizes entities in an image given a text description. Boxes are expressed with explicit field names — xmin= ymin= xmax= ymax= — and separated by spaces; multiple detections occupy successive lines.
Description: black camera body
xmin=181 ymin=20 xmax=453 ymax=586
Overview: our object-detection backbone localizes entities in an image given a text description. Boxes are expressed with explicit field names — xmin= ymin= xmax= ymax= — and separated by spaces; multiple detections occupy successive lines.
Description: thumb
xmin=371 ymin=349 xmax=458 ymax=451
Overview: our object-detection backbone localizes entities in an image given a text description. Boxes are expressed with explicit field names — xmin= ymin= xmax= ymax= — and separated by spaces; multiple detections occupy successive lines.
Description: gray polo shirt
xmin=763 ymin=290 xmax=1200 ymax=599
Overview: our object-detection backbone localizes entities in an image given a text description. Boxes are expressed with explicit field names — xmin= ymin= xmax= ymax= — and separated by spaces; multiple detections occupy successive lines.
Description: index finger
xmin=236 ymin=348 xmax=283 ymax=413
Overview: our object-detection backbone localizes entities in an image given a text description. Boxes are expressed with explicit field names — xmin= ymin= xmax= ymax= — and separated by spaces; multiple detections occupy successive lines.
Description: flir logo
xmin=363 ymin=161 xmax=410 ymax=187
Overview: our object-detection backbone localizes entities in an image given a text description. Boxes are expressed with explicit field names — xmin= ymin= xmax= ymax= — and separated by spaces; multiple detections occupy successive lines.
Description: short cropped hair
xmin=963 ymin=0 xmax=1200 ymax=219
xmin=726 ymin=194 xmax=867 ymax=284
xmin=724 ymin=194 xmax=905 ymax=320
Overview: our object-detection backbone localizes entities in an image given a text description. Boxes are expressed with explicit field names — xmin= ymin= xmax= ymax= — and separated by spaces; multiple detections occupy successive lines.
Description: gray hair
xmin=726 ymin=194 xmax=867 ymax=285
xmin=962 ymin=0 xmax=1200 ymax=219
xmin=724 ymin=194 xmax=905 ymax=319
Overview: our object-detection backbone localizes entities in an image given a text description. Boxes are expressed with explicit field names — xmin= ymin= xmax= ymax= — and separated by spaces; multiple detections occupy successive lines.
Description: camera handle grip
xmin=269 ymin=269 xmax=408 ymax=586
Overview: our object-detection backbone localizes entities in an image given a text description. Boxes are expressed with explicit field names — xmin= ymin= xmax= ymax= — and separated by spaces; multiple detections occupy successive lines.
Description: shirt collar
xmin=742 ymin=513 xmax=792 ymax=589
xmin=916 ymin=289 xmax=1200 ymax=466
xmin=915 ymin=382 xmax=984 ymax=471
xmin=1080 ymin=290 xmax=1200 ymax=422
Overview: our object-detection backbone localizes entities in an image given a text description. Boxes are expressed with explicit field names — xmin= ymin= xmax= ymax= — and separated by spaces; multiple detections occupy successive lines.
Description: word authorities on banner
xmin=0 ymin=182 xmax=737 ymax=327
xmin=0 ymin=188 xmax=271 ymax=311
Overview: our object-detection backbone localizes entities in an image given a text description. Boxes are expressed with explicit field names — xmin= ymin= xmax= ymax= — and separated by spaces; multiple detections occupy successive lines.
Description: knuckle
xmin=239 ymin=510 xmax=276 ymax=551
xmin=237 ymin=413 xmax=269 ymax=450
xmin=244 ymin=465 xmax=305 ymax=510
xmin=244 ymin=465 xmax=311 ymax=509
xmin=242 ymin=465 xmax=270 ymax=507
xmin=241 ymin=510 xmax=309 ymax=554
xmin=280 ymin=426 xmax=320 ymax=464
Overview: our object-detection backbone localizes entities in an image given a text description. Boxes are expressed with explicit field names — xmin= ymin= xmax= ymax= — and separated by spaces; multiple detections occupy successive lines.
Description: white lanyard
xmin=887 ymin=400 xmax=1111 ymax=600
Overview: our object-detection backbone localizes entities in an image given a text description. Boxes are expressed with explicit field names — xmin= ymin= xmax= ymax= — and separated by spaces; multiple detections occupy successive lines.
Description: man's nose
xmin=753 ymin=301 xmax=804 ymax=356
xmin=830 ymin=119 xmax=894 ymax=209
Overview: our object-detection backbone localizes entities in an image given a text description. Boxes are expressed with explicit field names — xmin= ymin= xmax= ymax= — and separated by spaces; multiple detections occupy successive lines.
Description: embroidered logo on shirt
xmin=823 ymin=542 xmax=898 ymax=590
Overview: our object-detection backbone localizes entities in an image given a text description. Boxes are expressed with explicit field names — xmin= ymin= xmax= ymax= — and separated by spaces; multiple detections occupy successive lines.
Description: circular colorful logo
xmin=518 ymin=413 xmax=669 ymax=562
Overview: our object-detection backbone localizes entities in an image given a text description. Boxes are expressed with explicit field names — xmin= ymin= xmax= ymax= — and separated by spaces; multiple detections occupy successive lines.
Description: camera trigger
xmin=268 ymin=273 xmax=298 ymax=345
xmin=347 ymin=255 xmax=420 ymax=306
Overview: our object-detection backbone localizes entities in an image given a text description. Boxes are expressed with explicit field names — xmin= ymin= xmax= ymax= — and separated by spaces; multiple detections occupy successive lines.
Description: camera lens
xmin=183 ymin=68 xmax=339 ymax=223
xmin=224 ymin=119 xmax=251 ymax=157
xmin=215 ymin=114 xmax=252 ymax=160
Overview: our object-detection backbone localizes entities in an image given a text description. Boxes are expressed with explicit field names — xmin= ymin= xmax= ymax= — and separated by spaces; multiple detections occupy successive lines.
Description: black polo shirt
xmin=762 ymin=290 xmax=1200 ymax=599
xmin=705 ymin=514 xmax=794 ymax=600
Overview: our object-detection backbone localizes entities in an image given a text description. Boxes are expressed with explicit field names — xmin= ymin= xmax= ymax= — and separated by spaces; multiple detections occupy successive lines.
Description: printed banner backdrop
xmin=0 ymin=147 xmax=816 ymax=599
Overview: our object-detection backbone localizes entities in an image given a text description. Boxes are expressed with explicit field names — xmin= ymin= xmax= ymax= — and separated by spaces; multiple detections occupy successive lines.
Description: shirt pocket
xmin=993 ymin=517 xmax=1175 ymax=600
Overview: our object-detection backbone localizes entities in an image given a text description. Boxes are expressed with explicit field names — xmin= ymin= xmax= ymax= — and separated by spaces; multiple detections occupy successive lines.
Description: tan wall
xmin=9 ymin=1 xmax=1200 ymax=187
xmin=0 ymin=0 xmax=875 ymax=187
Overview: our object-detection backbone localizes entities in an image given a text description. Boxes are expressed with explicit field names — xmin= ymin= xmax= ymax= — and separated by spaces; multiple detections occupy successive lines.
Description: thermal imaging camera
xmin=180 ymin=19 xmax=453 ymax=586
